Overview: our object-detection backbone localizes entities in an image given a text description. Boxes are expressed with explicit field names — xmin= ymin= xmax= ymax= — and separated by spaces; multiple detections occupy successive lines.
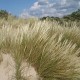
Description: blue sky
xmin=0 ymin=0 xmax=36 ymax=16
xmin=0 ymin=0 xmax=80 ymax=18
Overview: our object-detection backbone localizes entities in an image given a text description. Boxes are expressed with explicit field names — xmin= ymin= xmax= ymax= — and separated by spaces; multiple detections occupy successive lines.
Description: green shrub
xmin=0 ymin=10 xmax=8 ymax=20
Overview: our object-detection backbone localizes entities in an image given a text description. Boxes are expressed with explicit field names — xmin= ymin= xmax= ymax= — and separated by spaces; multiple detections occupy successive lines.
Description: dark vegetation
xmin=40 ymin=9 xmax=80 ymax=22
xmin=0 ymin=9 xmax=17 ymax=20
xmin=0 ymin=9 xmax=80 ymax=23
xmin=63 ymin=9 xmax=80 ymax=21
xmin=0 ymin=10 xmax=9 ymax=20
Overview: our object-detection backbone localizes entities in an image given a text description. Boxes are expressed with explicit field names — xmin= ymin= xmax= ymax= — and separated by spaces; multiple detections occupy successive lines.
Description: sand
xmin=0 ymin=53 xmax=39 ymax=80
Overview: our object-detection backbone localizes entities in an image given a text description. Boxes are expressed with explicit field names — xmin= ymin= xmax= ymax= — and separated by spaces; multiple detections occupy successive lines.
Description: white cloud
xmin=60 ymin=0 xmax=67 ymax=5
xmin=48 ymin=3 xmax=56 ymax=8
xmin=20 ymin=10 xmax=30 ymax=18
xmin=20 ymin=0 xmax=80 ymax=18
xmin=30 ymin=2 xmax=41 ymax=10
xmin=61 ymin=9 xmax=67 ymax=12
xmin=79 ymin=1 xmax=80 ymax=6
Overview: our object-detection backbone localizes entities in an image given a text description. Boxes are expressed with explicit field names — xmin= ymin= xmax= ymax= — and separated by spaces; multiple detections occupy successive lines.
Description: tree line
xmin=0 ymin=9 xmax=80 ymax=21
xmin=40 ymin=9 xmax=80 ymax=22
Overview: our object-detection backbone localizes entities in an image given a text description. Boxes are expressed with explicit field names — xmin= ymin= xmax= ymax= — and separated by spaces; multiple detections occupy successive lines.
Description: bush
xmin=0 ymin=10 xmax=8 ymax=20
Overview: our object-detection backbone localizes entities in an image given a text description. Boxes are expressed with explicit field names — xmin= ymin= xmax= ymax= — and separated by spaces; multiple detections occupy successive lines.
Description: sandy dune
xmin=0 ymin=54 xmax=39 ymax=80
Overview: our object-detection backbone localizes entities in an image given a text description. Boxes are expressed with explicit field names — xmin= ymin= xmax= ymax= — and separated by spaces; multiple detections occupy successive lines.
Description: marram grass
xmin=0 ymin=20 xmax=80 ymax=80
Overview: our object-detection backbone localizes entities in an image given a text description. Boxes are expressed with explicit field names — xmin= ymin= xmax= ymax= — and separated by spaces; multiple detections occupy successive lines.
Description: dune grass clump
xmin=0 ymin=19 xmax=80 ymax=80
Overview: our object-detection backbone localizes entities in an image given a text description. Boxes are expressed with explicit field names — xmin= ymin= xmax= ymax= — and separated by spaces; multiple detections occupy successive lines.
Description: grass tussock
xmin=0 ymin=19 xmax=80 ymax=80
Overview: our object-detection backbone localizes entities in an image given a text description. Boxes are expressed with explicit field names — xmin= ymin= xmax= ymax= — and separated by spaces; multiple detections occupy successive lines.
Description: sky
xmin=0 ymin=0 xmax=80 ymax=18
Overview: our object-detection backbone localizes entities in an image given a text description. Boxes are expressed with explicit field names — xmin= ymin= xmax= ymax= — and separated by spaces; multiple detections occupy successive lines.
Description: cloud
xmin=60 ymin=0 xmax=67 ymax=5
xmin=20 ymin=0 xmax=80 ymax=18
xmin=30 ymin=2 xmax=41 ymax=10
xmin=20 ymin=9 xmax=35 ymax=18
xmin=79 ymin=1 xmax=80 ymax=6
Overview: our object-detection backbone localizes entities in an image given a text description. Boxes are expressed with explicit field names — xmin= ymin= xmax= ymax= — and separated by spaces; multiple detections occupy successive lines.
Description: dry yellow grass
xmin=0 ymin=19 xmax=80 ymax=80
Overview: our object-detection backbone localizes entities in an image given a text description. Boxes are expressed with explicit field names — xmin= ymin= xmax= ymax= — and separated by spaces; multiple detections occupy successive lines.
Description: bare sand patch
xmin=0 ymin=53 xmax=39 ymax=80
